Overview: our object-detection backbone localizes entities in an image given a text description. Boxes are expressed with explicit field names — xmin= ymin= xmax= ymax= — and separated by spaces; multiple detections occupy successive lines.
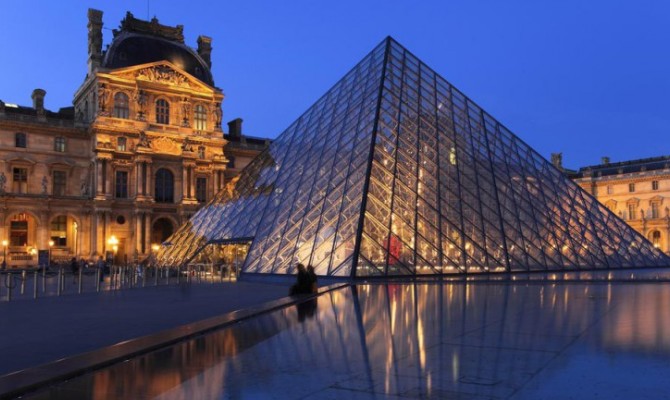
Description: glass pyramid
xmin=158 ymin=37 xmax=670 ymax=277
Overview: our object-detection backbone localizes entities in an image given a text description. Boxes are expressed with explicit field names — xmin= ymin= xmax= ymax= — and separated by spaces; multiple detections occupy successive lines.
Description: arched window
xmin=651 ymin=231 xmax=662 ymax=249
xmin=194 ymin=104 xmax=207 ymax=131
xmin=155 ymin=99 xmax=170 ymax=124
xmin=113 ymin=92 xmax=129 ymax=119
xmin=154 ymin=168 xmax=174 ymax=203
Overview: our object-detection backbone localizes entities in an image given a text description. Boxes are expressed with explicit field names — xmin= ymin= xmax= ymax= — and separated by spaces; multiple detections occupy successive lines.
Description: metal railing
xmin=0 ymin=264 xmax=237 ymax=302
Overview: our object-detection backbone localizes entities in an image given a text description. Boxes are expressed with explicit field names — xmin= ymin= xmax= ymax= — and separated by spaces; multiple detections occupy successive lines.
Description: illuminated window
xmin=652 ymin=202 xmax=660 ymax=219
xmin=155 ymin=168 xmax=174 ymax=203
xmin=50 ymin=215 xmax=67 ymax=246
xmin=651 ymin=230 xmax=661 ymax=248
xmin=155 ymin=99 xmax=170 ymax=124
xmin=54 ymin=137 xmax=66 ymax=152
xmin=115 ymin=171 xmax=128 ymax=199
xmin=629 ymin=183 xmax=635 ymax=192
xmin=194 ymin=104 xmax=207 ymax=131
xmin=628 ymin=204 xmax=636 ymax=220
xmin=10 ymin=218 xmax=28 ymax=246
xmin=652 ymin=180 xmax=659 ymax=191
xmin=15 ymin=132 xmax=26 ymax=148
xmin=113 ymin=92 xmax=129 ymax=119
xmin=12 ymin=167 xmax=27 ymax=193
xmin=53 ymin=170 xmax=66 ymax=196
xmin=117 ymin=137 xmax=127 ymax=152
xmin=196 ymin=177 xmax=207 ymax=203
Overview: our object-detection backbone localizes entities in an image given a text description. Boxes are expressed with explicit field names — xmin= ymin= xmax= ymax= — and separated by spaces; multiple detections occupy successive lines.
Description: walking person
xmin=96 ymin=256 xmax=105 ymax=282
xmin=70 ymin=257 xmax=79 ymax=284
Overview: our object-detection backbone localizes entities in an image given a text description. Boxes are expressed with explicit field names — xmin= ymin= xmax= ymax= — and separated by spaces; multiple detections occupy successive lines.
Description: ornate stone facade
xmin=568 ymin=155 xmax=670 ymax=254
xmin=0 ymin=10 xmax=267 ymax=267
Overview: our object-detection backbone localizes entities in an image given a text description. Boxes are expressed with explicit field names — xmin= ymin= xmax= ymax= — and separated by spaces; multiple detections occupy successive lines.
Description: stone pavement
xmin=0 ymin=280 xmax=291 ymax=376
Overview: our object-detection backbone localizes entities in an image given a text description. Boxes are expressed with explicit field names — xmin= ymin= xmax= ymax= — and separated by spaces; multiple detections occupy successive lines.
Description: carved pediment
xmin=106 ymin=62 xmax=214 ymax=92
xmin=151 ymin=137 xmax=180 ymax=155
xmin=136 ymin=65 xmax=191 ymax=88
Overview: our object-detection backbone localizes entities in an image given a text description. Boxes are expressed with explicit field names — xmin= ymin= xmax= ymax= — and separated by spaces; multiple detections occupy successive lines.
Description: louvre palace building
xmin=0 ymin=10 xmax=268 ymax=267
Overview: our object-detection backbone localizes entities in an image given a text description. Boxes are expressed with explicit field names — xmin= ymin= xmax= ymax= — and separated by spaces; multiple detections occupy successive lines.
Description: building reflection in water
xmin=25 ymin=283 xmax=670 ymax=399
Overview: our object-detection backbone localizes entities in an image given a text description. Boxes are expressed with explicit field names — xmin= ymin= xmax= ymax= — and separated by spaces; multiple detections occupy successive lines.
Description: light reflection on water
xmin=25 ymin=283 xmax=670 ymax=399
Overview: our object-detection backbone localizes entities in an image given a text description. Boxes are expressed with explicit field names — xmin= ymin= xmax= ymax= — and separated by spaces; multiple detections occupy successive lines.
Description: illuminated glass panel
xmin=157 ymin=37 xmax=670 ymax=276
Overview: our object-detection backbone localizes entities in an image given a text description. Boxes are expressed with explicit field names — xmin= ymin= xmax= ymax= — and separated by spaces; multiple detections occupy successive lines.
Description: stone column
xmin=134 ymin=211 xmax=143 ymax=256
xmin=144 ymin=213 xmax=152 ymax=253
xmin=182 ymin=167 xmax=189 ymax=201
xmin=37 ymin=211 xmax=49 ymax=250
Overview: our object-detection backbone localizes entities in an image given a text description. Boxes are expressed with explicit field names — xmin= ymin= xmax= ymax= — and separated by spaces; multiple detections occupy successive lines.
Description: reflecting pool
xmin=25 ymin=283 xmax=670 ymax=399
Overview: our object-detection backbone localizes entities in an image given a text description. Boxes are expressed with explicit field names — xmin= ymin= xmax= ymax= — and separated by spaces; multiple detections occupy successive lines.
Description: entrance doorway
xmin=151 ymin=218 xmax=174 ymax=245
xmin=191 ymin=241 xmax=251 ymax=279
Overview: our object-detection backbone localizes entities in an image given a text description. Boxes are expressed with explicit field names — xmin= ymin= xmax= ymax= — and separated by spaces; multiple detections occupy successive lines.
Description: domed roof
xmin=102 ymin=31 xmax=215 ymax=86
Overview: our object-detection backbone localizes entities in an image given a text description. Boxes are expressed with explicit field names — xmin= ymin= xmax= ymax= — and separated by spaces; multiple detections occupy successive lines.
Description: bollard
xmin=7 ymin=273 xmax=13 ymax=302
xmin=78 ymin=266 xmax=83 ymax=294
xmin=20 ymin=270 xmax=26 ymax=295
xmin=96 ymin=268 xmax=101 ymax=292
xmin=33 ymin=271 xmax=38 ymax=299
xmin=154 ymin=267 xmax=158 ymax=286
xmin=57 ymin=268 xmax=62 ymax=296
xmin=42 ymin=267 xmax=46 ymax=293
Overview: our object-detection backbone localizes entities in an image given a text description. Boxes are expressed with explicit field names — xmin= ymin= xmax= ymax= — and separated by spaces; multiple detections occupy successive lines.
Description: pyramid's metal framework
xmin=157 ymin=37 xmax=670 ymax=277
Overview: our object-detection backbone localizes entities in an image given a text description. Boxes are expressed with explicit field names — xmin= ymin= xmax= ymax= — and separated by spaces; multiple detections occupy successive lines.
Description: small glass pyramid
xmin=158 ymin=37 xmax=670 ymax=277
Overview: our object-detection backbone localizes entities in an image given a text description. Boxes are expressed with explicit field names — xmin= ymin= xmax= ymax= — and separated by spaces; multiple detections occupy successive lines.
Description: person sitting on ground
xmin=307 ymin=264 xmax=318 ymax=293
xmin=289 ymin=263 xmax=312 ymax=295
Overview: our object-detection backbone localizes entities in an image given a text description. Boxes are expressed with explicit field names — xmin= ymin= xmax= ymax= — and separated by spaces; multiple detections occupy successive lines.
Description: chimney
xmin=32 ymin=89 xmax=46 ymax=115
xmin=197 ymin=35 xmax=212 ymax=68
xmin=601 ymin=156 xmax=610 ymax=165
xmin=227 ymin=118 xmax=243 ymax=139
xmin=550 ymin=152 xmax=563 ymax=169
xmin=87 ymin=9 xmax=103 ymax=74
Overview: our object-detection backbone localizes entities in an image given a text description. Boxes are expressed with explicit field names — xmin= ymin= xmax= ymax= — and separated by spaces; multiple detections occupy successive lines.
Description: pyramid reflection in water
xmin=157 ymin=37 xmax=669 ymax=277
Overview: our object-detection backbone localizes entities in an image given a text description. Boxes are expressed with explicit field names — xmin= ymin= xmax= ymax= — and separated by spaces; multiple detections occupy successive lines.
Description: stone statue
xmin=81 ymin=181 xmax=89 ymax=196
xmin=138 ymin=131 xmax=151 ymax=147
xmin=181 ymin=97 xmax=191 ymax=126
xmin=181 ymin=140 xmax=194 ymax=152
xmin=0 ymin=172 xmax=6 ymax=194
xmin=98 ymin=84 xmax=110 ymax=113
xmin=213 ymin=103 xmax=222 ymax=129
xmin=41 ymin=176 xmax=48 ymax=195
xmin=134 ymin=89 xmax=147 ymax=120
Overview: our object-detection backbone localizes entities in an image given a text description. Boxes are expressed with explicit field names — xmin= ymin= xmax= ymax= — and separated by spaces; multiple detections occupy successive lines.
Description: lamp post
xmin=151 ymin=243 xmax=160 ymax=267
xmin=48 ymin=240 xmax=54 ymax=268
xmin=2 ymin=240 xmax=7 ymax=270
xmin=108 ymin=235 xmax=119 ymax=266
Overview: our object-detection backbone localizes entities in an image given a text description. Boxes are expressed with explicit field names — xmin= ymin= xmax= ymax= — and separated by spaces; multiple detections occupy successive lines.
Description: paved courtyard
xmin=0 ymin=279 xmax=291 ymax=377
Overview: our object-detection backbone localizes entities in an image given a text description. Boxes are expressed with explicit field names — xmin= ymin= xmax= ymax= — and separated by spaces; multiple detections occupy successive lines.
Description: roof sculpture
xmin=157 ymin=37 xmax=670 ymax=277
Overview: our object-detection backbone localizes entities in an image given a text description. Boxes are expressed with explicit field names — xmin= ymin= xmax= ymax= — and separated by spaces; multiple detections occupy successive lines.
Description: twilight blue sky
xmin=1 ymin=1 xmax=668 ymax=168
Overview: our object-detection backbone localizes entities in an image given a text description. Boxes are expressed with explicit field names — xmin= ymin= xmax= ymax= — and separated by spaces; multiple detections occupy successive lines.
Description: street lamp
xmin=108 ymin=235 xmax=119 ymax=266
xmin=2 ymin=240 xmax=7 ymax=270
xmin=48 ymin=239 xmax=55 ymax=268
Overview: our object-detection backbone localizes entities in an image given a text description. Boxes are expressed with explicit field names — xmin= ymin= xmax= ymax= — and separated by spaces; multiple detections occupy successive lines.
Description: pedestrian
xmin=96 ymin=256 xmax=105 ymax=282
xmin=70 ymin=257 xmax=79 ymax=283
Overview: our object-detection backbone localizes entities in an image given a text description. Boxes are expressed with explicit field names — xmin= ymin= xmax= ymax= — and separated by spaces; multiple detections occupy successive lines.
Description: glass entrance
xmin=190 ymin=241 xmax=251 ymax=280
